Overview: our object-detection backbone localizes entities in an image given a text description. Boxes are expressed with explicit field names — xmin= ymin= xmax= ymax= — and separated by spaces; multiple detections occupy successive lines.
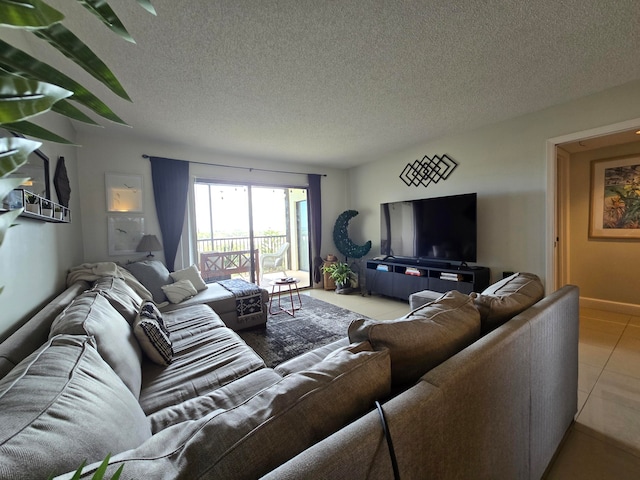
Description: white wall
xmin=75 ymin=132 xmax=349 ymax=272
xmin=349 ymin=80 xmax=640 ymax=287
xmin=0 ymin=116 xmax=84 ymax=340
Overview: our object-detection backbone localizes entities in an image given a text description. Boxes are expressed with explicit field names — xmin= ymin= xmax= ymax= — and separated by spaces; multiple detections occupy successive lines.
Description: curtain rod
xmin=141 ymin=154 xmax=327 ymax=177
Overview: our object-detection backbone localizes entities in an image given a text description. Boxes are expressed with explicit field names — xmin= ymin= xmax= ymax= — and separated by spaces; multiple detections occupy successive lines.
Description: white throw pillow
xmin=170 ymin=264 xmax=207 ymax=292
xmin=161 ymin=279 xmax=197 ymax=303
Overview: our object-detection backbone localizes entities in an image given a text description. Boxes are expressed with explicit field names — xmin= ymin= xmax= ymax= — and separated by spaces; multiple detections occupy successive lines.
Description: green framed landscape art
xmin=590 ymin=155 xmax=640 ymax=239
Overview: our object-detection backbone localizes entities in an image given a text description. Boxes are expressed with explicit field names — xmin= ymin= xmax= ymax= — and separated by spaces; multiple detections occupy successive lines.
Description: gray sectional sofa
xmin=0 ymin=272 xmax=579 ymax=479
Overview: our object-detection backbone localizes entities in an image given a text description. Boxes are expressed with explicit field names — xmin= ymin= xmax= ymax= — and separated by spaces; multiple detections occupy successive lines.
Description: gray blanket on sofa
xmin=217 ymin=279 xmax=264 ymax=323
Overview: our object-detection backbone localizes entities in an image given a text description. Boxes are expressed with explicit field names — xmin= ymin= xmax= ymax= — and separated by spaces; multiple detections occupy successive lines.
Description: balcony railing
xmin=197 ymin=235 xmax=287 ymax=255
xmin=197 ymin=235 xmax=288 ymax=283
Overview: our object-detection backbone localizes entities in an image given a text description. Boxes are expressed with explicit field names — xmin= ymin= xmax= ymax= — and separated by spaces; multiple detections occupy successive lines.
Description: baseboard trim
xmin=580 ymin=296 xmax=640 ymax=316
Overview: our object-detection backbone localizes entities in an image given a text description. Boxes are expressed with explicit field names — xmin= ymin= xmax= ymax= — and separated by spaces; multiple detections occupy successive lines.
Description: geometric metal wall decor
xmin=399 ymin=154 xmax=458 ymax=187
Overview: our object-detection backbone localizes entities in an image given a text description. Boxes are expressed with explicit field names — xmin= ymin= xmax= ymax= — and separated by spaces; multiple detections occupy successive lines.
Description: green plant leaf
xmin=135 ymin=0 xmax=156 ymax=16
xmin=0 ymin=136 xmax=41 ymax=177
xmin=76 ymin=0 xmax=135 ymax=43
xmin=52 ymin=99 xmax=100 ymax=125
xmin=66 ymin=454 xmax=123 ymax=480
xmin=0 ymin=0 xmax=64 ymax=29
xmin=3 ymin=121 xmax=77 ymax=145
xmin=0 ymin=69 xmax=72 ymax=124
xmin=33 ymin=23 xmax=131 ymax=101
xmin=0 ymin=208 xmax=23 ymax=246
xmin=0 ymin=41 xmax=128 ymax=125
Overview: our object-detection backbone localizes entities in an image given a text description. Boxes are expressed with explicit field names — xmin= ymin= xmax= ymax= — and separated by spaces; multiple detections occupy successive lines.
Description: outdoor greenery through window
xmin=194 ymin=181 xmax=310 ymax=288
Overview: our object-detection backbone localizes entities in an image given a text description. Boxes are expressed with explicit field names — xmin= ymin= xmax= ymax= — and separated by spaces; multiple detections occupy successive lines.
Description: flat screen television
xmin=380 ymin=192 xmax=477 ymax=264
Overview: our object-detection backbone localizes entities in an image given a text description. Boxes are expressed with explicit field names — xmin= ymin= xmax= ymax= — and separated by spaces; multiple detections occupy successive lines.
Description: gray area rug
xmin=238 ymin=295 xmax=369 ymax=367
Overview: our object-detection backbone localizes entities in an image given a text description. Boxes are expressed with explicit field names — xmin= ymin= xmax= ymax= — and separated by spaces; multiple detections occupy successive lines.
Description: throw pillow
xmin=472 ymin=272 xmax=545 ymax=333
xmin=161 ymin=279 xmax=198 ymax=303
xmin=171 ymin=264 xmax=207 ymax=292
xmin=91 ymin=276 xmax=143 ymax=324
xmin=139 ymin=299 xmax=164 ymax=325
xmin=125 ymin=260 xmax=174 ymax=303
xmin=0 ymin=335 xmax=151 ymax=480
xmin=49 ymin=292 xmax=143 ymax=398
xmin=133 ymin=316 xmax=173 ymax=366
xmin=348 ymin=290 xmax=481 ymax=386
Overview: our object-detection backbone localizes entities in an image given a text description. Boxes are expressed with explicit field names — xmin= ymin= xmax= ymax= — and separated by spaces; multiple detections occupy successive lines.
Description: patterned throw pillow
xmin=139 ymin=300 xmax=168 ymax=334
xmin=133 ymin=303 xmax=173 ymax=366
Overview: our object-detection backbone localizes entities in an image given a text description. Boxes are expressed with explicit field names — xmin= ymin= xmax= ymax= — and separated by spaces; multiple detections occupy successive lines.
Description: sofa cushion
xmin=91 ymin=276 xmax=143 ymax=324
xmin=125 ymin=260 xmax=173 ymax=303
xmin=159 ymin=282 xmax=235 ymax=313
xmin=0 ymin=335 xmax=151 ymax=480
xmin=138 ymin=305 xmax=266 ymax=415
xmin=348 ymin=290 xmax=481 ymax=386
xmin=472 ymin=272 xmax=545 ymax=333
xmin=49 ymin=292 xmax=143 ymax=398
xmin=274 ymin=338 xmax=357 ymax=376
xmin=148 ymin=368 xmax=284 ymax=433
xmin=77 ymin=345 xmax=391 ymax=479
xmin=171 ymin=264 xmax=207 ymax=292
xmin=162 ymin=278 xmax=198 ymax=303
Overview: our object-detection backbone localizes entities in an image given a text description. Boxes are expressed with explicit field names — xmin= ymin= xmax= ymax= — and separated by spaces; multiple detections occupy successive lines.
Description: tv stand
xmin=365 ymin=259 xmax=490 ymax=301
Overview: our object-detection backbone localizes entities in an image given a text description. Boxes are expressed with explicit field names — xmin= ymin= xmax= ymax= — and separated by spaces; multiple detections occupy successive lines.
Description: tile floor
xmin=303 ymin=289 xmax=640 ymax=479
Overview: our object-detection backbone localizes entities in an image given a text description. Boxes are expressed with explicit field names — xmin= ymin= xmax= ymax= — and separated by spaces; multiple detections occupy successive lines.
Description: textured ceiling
xmin=17 ymin=0 xmax=640 ymax=168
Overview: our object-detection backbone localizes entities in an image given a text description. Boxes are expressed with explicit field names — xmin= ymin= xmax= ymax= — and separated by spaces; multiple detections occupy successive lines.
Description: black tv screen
xmin=380 ymin=193 xmax=477 ymax=263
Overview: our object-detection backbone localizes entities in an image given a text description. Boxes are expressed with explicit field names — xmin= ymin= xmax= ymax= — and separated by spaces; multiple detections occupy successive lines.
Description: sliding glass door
xmin=194 ymin=181 xmax=310 ymax=288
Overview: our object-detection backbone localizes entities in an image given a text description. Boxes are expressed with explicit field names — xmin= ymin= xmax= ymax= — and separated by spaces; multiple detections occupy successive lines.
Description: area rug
xmin=238 ymin=295 xmax=370 ymax=367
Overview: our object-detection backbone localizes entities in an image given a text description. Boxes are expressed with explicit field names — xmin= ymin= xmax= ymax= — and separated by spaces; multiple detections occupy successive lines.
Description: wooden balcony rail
xmin=200 ymin=249 xmax=260 ymax=283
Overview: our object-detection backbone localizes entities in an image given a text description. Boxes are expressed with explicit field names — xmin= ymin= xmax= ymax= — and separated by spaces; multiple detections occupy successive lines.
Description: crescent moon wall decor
xmin=333 ymin=210 xmax=372 ymax=259
xmin=399 ymin=154 xmax=458 ymax=187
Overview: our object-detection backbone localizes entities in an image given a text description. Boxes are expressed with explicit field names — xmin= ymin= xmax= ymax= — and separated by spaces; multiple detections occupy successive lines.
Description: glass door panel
xmin=194 ymin=183 xmax=257 ymax=283
xmin=194 ymin=182 xmax=310 ymax=288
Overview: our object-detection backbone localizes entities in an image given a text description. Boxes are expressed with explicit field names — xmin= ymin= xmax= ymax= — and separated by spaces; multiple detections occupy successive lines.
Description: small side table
xmin=269 ymin=278 xmax=302 ymax=317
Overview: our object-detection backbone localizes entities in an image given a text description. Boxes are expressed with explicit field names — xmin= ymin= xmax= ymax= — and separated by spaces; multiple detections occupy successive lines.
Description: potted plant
xmin=321 ymin=261 xmax=353 ymax=293
xmin=41 ymin=200 xmax=53 ymax=217
xmin=54 ymin=206 xmax=63 ymax=220
xmin=24 ymin=193 xmax=40 ymax=214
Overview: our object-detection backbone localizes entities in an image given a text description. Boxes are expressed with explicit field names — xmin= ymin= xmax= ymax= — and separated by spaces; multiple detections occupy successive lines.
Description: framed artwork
xmin=2 ymin=128 xmax=51 ymax=199
xmin=106 ymin=173 xmax=143 ymax=212
xmin=590 ymin=155 xmax=640 ymax=239
xmin=108 ymin=215 xmax=145 ymax=255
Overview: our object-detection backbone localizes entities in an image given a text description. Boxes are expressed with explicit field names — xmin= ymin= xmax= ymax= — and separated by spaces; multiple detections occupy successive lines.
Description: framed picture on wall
xmin=106 ymin=173 xmax=143 ymax=212
xmin=590 ymin=155 xmax=640 ymax=239
xmin=108 ymin=215 xmax=145 ymax=255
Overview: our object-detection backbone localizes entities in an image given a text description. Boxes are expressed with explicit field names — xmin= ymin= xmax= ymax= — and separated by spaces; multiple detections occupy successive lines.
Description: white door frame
xmin=545 ymin=117 xmax=640 ymax=292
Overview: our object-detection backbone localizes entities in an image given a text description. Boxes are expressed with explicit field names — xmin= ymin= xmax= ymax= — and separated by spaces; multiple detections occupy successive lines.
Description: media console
xmin=365 ymin=259 xmax=490 ymax=302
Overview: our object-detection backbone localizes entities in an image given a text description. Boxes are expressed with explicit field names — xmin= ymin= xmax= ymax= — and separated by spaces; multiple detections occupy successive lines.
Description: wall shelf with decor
xmin=1 ymin=189 xmax=71 ymax=223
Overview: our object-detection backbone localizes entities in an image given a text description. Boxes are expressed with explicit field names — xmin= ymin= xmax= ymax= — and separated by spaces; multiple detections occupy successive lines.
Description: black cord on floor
xmin=375 ymin=400 xmax=400 ymax=480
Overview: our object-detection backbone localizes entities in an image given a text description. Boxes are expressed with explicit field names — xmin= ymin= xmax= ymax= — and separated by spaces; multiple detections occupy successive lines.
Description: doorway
xmin=193 ymin=181 xmax=311 ymax=288
xmin=546 ymin=118 xmax=640 ymax=294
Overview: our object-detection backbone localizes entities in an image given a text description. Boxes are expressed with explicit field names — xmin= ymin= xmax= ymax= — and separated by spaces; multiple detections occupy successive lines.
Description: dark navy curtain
xmin=149 ymin=156 xmax=189 ymax=271
xmin=308 ymin=174 xmax=323 ymax=284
